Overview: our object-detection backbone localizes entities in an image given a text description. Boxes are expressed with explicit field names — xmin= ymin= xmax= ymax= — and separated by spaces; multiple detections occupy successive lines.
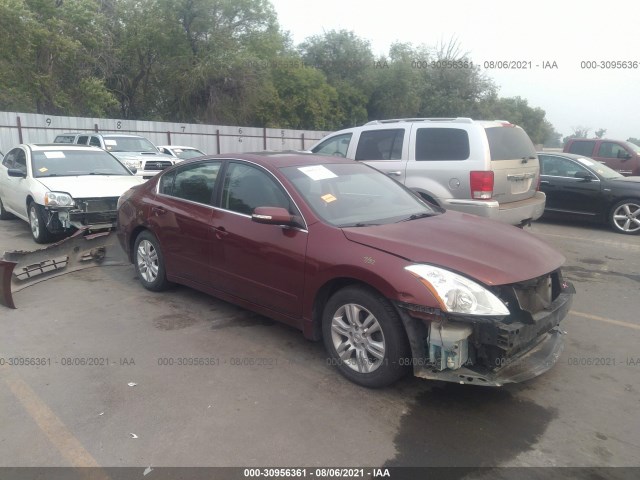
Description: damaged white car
xmin=0 ymin=144 xmax=144 ymax=243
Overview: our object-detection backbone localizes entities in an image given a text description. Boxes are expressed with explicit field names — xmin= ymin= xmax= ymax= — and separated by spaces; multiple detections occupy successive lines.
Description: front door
xmin=211 ymin=161 xmax=307 ymax=318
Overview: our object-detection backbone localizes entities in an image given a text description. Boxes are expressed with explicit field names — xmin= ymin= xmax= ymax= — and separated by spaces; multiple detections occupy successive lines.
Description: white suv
xmin=310 ymin=118 xmax=546 ymax=226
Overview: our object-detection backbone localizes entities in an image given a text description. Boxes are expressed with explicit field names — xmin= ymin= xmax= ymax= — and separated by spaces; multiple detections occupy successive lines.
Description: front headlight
xmin=405 ymin=264 xmax=509 ymax=316
xmin=44 ymin=191 xmax=75 ymax=207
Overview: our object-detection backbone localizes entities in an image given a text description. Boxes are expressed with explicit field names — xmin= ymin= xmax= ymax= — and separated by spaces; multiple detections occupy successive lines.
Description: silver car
xmin=310 ymin=118 xmax=546 ymax=226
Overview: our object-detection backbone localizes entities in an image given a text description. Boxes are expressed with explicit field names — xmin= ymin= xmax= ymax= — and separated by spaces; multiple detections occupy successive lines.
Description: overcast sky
xmin=270 ymin=0 xmax=640 ymax=140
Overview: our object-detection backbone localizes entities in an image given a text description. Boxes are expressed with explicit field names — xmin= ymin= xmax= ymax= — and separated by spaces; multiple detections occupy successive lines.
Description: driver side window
xmin=311 ymin=133 xmax=352 ymax=157
xmin=221 ymin=163 xmax=293 ymax=216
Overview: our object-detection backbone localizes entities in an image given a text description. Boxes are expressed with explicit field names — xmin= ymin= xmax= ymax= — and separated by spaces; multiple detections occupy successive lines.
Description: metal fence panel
xmin=0 ymin=112 xmax=330 ymax=156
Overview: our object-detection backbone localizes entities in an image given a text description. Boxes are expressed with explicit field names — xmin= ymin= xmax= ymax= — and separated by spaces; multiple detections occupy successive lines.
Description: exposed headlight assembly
xmin=405 ymin=264 xmax=509 ymax=316
xmin=44 ymin=191 xmax=75 ymax=207
xmin=124 ymin=159 xmax=142 ymax=169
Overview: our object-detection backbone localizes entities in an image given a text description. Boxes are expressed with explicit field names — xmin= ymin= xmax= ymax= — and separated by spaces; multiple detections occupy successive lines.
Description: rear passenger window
xmin=355 ymin=129 xmax=404 ymax=160
xmin=77 ymin=136 xmax=89 ymax=145
xmin=567 ymin=140 xmax=596 ymax=157
xmin=162 ymin=162 xmax=220 ymax=205
xmin=415 ymin=128 xmax=469 ymax=161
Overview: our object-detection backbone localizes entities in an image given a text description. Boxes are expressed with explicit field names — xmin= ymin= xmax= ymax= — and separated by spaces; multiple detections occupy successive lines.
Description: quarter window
xmin=415 ymin=128 xmax=470 ymax=161
xmin=355 ymin=129 xmax=404 ymax=161
xmin=221 ymin=163 xmax=292 ymax=215
xmin=161 ymin=162 xmax=220 ymax=204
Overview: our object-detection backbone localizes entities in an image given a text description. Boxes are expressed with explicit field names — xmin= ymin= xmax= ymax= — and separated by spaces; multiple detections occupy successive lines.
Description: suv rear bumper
xmin=442 ymin=191 xmax=546 ymax=225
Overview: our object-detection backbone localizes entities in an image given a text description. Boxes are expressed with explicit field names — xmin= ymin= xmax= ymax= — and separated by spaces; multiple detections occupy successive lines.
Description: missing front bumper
xmin=0 ymin=228 xmax=128 ymax=309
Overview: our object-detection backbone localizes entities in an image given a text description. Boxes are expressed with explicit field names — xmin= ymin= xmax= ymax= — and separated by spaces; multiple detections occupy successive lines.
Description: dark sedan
xmin=116 ymin=152 xmax=574 ymax=388
xmin=538 ymin=152 xmax=640 ymax=234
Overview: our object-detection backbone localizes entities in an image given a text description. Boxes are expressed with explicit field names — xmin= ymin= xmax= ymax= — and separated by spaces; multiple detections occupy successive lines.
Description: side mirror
xmin=252 ymin=207 xmax=297 ymax=227
xmin=129 ymin=167 xmax=138 ymax=174
xmin=617 ymin=151 xmax=632 ymax=160
xmin=8 ymin=168 xmax=26 ymax=178
xmin=574 ymin=171 xmax=594 ymax=181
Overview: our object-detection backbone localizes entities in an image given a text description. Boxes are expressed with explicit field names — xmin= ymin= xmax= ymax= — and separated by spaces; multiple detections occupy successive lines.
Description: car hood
xmin=342 ymin=211 xmax=566 ymax=286
xmin=36 ymin=176 xmax=144 ymax=198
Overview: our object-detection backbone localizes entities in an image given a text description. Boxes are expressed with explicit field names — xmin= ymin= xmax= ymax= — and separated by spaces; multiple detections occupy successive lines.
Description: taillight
xmin=470 ymin=171 xmax=494 ymax=199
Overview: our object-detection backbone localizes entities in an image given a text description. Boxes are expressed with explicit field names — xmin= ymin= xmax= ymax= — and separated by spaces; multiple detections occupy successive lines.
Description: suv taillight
xmin=470 ymin=171 xmax=494 ymax=199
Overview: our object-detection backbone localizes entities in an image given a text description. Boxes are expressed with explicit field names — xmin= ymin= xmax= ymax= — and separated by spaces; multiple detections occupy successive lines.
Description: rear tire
xmin=28 ymin=201 xmax=54 ymax=243
xmin=133 ymin=230 xmax=171 ymax=291
xmin=322 ymin=285 xmax=411 ymax=388
xmin=0 ymin=197 xmax=15 ymax=220
xmin=609 ymin=199 xmax=640 ymax=234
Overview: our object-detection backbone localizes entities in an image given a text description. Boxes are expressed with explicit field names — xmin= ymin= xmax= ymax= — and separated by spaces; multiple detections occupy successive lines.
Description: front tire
xmin=133 ymin=230 xmax=171 ymax=291
xmin=322 ymin=286 xmax=411 ymax=388
xmin=609 ymin=199 xmax=640 ymax=234
xmin=28 ymin=201 xmax=54 ymax=243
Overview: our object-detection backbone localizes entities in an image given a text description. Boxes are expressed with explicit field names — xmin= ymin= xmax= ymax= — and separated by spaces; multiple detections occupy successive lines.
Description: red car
xmin=116 ymin=153 xmax=574 ymax=388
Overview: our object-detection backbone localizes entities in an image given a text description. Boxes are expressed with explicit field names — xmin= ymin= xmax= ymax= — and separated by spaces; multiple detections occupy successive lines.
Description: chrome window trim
xmin=154 ymin=158 xmax=309 ymax=232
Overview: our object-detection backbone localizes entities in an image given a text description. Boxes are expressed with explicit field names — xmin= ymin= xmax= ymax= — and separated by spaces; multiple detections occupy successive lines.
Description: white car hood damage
xmin=36 ymin=175 xmax=144 ymax=198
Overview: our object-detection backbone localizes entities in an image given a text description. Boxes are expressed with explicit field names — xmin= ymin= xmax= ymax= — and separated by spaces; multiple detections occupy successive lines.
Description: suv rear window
xmin=415 ymin=128 xmax=469 ymax=161
xmin=566 ymin=140 xmax=596 ymax=156
xmin=485 ymin=126 xmax=536 ymax=161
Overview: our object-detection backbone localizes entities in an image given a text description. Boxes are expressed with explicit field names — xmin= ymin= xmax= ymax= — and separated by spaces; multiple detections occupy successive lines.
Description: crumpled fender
xmin=0 ymin=228 xmax=128 ymax=309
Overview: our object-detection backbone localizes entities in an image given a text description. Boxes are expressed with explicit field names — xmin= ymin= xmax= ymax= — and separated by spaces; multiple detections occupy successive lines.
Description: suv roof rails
xmin=364 ymin=117 xmax=474 ymax=125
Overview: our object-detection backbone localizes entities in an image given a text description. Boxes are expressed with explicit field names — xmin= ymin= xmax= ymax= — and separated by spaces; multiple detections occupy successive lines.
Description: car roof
xmin=537 ymin=151 xmax=590 ymax=161
xmin=189 ymin=151 xmax=355 ymax=169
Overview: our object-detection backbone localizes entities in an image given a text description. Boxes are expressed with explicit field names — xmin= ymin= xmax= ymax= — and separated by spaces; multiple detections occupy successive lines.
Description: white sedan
xmin=157 ymin=145 xmax=206 ymax=161
xmin=0 ymin=144 xmax=144 ymax=243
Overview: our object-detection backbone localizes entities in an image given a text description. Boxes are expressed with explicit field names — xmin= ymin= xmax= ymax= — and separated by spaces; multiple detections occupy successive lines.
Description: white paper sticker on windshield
xmin=44 ymin=151 xmax=65 ymax=158
xmin=298 ymin=165 xmax=337 ymax=181
xmin=39 ymin=167 xmax=48 ymax=173
xmin=577 ymin=157 xmax=595 ymax=166
xmin=105 ymin=139 xmax=118 ymax=146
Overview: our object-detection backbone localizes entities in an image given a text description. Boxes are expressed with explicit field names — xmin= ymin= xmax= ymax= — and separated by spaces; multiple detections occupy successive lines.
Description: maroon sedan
xmin=116 ymin=153 xmax=574 ymax=388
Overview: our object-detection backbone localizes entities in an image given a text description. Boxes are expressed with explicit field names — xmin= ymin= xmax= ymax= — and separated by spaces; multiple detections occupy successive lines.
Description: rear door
xmin=485 ymin=125 xmax=539 ymax=205
xmin=148 ymin=161 xmax=221 ymax=284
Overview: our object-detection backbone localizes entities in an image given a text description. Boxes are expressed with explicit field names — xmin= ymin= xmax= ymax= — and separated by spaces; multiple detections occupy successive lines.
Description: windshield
xmin=32 ymin=150 xmax=133 ymax=177
xmin=103 ymin=136 xmax=157 ymax=153
xmin=575 ymin=157 xmax=623 ymax=179
xmin=624 ymin=141 xmax=640 ymax=153
xmin=281 ymin=163 xmax=438 ymax=227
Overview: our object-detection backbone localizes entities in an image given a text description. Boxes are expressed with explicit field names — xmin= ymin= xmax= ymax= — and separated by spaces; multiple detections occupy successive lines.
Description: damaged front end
xmin=0 ymin=228 xmax=127 ymax=309
xmin=44 ymin=197 xmax=120 ymax=234
xmin=396 ymin=269 xmax=575 ymax=386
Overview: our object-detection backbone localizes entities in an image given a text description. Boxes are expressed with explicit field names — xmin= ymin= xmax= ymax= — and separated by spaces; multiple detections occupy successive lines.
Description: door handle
xmin=386 ymin=171 xmax=402 ymax=176
xmin=152 ymin=206 xmax=166 ymax=215
xmin=539 ymin=180 xmax=550 ymax=185
xmin=213 ymin=226 xmax=228 ymax=239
